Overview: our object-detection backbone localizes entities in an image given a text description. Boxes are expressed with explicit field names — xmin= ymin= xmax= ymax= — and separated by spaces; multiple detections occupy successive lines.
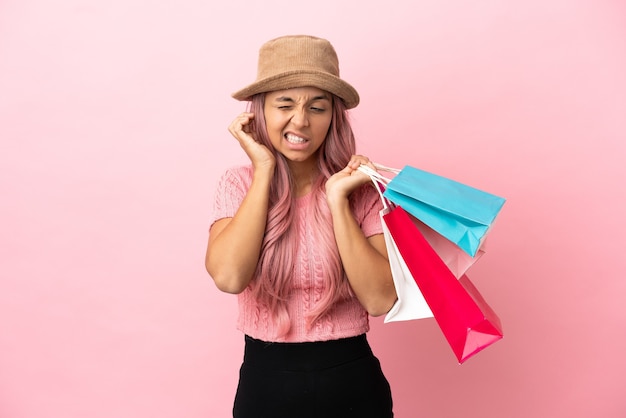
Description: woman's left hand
xmin=325 ymin=155 xmax=375 ymax=205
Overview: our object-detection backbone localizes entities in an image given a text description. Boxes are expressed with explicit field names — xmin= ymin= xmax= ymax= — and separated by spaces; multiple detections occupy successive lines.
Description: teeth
xmin=286 ymin=133 xmax=306 ymax=144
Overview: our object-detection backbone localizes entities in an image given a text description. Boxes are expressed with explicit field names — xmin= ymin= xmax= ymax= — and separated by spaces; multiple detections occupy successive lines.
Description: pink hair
xmin=246 ymin=94 xmax=357 ymax=337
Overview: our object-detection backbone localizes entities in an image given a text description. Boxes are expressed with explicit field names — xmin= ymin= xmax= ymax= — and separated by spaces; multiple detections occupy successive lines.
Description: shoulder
xmin=221 ymin=164 xmax=254 ymax=180
xmin=211 ymin=165 xmax=254 ymax=218
xmin=217 ymin=164 xmax=254 ymax=190
xmin=350 ymin=183 xmax=383 ymax=214
xmin=351 ymin=183 xmax=381 ymax=204
xmin=349 ymin=184 xmax=383 ymax=236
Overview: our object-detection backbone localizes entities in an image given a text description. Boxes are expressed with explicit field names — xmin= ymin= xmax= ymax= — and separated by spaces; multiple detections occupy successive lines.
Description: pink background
xmin=2 ymin=0 xmax=625 ymax=417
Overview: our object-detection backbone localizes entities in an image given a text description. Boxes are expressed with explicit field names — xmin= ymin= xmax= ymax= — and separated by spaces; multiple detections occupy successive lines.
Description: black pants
xmin=233 ymin=334 xmax=394 ymax=418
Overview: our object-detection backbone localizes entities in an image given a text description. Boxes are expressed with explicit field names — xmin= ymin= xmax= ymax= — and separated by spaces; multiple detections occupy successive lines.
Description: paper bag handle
xmin=357 ymin=164 xmax=394 ymax=210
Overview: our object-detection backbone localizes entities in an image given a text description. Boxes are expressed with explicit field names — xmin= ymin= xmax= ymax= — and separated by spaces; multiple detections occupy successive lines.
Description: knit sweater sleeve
xmin=209 ymin=165 xmax=253 ymax=228
xmin=351 ymin=184 xmax=384 ymax=238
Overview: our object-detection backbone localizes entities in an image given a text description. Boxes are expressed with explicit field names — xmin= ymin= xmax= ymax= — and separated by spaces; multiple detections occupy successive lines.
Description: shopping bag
xmin=381 ymin=164 xmax=506 ymax=257
xmin=410 ymin=215 xmax=486 ymax=279
xmin=359 ymin=167 xmax=434 ymax=322
xmin=382 ymin=209 xmax=486 ymax=323
xmin=380 ymin=205 xmax=434 ymax=322
xmin=358 ymin=166 xmax=485 ymax=323
xmin=359 ymin=165 xmax=485 ymax=279
xmin=384 ymin=204 xmax=503 ymax=363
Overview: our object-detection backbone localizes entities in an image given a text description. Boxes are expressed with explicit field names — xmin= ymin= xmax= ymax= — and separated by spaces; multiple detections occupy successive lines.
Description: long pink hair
xmin=246 ymin=93 xmax=357 ymax=337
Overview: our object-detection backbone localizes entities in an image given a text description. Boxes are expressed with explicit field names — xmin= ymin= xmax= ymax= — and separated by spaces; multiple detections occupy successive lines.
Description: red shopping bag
xmin=383 ymin=205 xmax=503 ymax=363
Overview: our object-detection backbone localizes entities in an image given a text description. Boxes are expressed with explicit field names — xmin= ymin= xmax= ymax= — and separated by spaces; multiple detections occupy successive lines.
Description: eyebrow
xmin=274 ymin=94 xmax=331 ymax=103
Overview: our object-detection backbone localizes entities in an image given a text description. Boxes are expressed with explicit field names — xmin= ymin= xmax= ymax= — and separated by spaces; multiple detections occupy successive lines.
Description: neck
xmin=288 ymin=160 xmax=319 ymax=197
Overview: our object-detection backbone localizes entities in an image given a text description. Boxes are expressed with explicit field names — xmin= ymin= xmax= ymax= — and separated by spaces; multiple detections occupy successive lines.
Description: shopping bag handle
xmin=357 ymin=165 xmax=393 ymax=210
xmin=372 ymin=163 xmax=401 ymax=175
xmin=357 ymin=163 xmax=402 ymax=183
xmin=357 ymin=161 xmax=404 ymax=209
xmin=357 ymin=164 xmax=391 ymax=184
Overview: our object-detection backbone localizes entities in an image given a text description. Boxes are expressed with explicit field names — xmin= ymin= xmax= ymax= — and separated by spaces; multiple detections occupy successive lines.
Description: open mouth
xmin=285 ymin=133 xmax=307 ymax=144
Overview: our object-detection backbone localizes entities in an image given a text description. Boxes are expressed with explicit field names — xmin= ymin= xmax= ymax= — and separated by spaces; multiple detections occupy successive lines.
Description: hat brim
xmin=232 ymin=70 xmax=360 ymax=109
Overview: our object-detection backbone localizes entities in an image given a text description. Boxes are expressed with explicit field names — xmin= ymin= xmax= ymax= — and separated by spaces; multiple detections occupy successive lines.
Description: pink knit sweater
xmin=210 ymin=165 xmax=384 ymax=343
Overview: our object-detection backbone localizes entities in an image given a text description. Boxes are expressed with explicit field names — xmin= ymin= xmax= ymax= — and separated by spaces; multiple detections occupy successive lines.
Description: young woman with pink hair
xmin=205 ymin=35 xmax=397 ymax=418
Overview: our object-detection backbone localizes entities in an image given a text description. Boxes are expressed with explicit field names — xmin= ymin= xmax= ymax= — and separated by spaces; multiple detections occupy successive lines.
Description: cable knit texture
xmin=210 ymin=165 xmax=384 ymax=342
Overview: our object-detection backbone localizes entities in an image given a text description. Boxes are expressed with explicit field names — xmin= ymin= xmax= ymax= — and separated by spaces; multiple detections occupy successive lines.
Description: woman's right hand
xmin=228 ymin=112 xmax=275 ymax=171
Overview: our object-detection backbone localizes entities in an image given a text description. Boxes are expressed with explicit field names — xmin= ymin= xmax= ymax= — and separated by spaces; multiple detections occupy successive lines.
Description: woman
xmin=206 ymin=35 xmax=397 ymax=418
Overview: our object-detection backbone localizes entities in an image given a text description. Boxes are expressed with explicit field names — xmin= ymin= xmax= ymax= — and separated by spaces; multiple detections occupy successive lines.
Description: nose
xmin=290 ymin=107 xmax=310 ymax=127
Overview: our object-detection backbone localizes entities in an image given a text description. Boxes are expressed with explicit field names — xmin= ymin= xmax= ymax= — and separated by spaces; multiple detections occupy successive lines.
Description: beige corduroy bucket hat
xmin=232 ymin=35 xmax=360 ymax=109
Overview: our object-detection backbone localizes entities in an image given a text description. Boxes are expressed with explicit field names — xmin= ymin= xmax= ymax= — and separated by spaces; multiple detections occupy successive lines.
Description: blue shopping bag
xmin=382 ymin=165 xmax=506 ymax=257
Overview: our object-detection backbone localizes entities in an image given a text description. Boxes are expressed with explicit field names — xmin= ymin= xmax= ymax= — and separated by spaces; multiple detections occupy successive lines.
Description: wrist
xmin=252 ymin=162 xmax=275 ymax=179
xmin=326 ymin=191 xmax=350 ymax=213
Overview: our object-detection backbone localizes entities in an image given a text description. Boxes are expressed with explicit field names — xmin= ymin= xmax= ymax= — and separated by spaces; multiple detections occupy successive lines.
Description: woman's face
xmin=263 ymin=87 xmax=333 ymax=168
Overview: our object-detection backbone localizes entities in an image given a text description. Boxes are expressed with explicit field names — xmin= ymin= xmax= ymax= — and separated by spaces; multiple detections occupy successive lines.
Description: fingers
xmin=227 ymin=112 xmax=276 ymax=170
xmin=347 ymin=155 xmax=373 ymax=170
xmin=228 ymin=112 xmax=256 ymax=142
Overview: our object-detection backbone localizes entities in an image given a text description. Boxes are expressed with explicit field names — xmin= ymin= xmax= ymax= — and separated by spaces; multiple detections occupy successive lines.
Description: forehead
xmin=265 ymin=86 xmax=331 ymax=101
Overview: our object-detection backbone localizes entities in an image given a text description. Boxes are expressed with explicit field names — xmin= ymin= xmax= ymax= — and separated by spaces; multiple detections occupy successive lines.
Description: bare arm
xmin=325 ymin=157 xmax=397 ymax=316
xmin=205 ymin=112 xmax=276 ymax=294
xmin=205 ymin=167 xmax=273 ymax=293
